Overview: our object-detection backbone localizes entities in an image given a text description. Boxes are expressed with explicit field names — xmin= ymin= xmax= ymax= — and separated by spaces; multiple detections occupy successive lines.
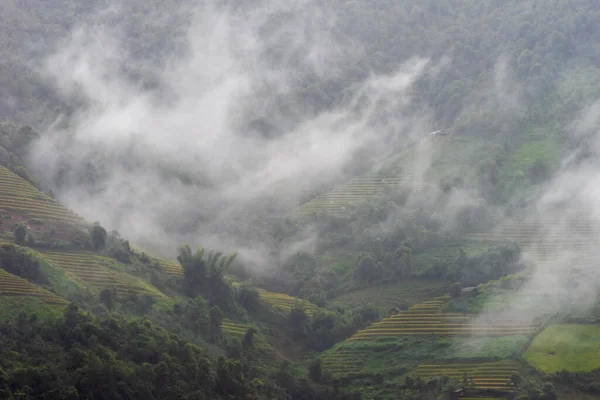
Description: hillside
xmin=4 ymin=0 xmax=600 ymax=399
xmin=0 ymin=167 xmax=342 ymax=398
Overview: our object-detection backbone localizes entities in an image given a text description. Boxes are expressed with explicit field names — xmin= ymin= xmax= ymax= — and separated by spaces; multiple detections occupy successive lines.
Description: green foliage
xmin=0 ymin=297 xmax=64 ymax=321
xmin=0 ymin=243 xmax=46 ymax=284
xmin=90 ymin=223 xmax=107 ymax=250
xmin=235 ymin=284 xmax=261 ymax=312
xmin=331 ymin=334 xmax=528 ymax=363
xmin=1 ymin=245 xmax=88 ymax=301
xmin=99 ymin=288 xmax=116 ymax=311
xmin=177 ymin=245 xmax=238 ymax=312
xmin=354 ymin=255 xmax=379 ymax=284
xmin=289 ymin=306 xmax=308 ymax=337
xmin=0 ymin=303 xmax=315 ymax=399
xmin=12 ymin=223 xmax=27 ymax=245
xmin=209 ymin=306 xmax=224 ymax=342
xmin=242 ymin=328 xmax=257 ymax=351
xmin=309 ymin=359 xmax=322 ymax=382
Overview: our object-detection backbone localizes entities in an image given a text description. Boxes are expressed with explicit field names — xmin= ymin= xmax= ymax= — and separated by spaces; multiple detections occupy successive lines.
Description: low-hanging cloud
xmin=467 ymin=101 xmax=600 ymax=330
xmin=28 ymin=0 xmax=433 ymax=269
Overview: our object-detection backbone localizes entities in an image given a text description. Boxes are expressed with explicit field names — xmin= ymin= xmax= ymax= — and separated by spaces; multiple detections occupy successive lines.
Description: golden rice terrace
xmin=347 ymin=296 xmax=538 ymax=340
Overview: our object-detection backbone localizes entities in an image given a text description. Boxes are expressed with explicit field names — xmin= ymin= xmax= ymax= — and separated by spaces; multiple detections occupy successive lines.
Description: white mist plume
xmin=29 ymin=1 xmax=431 ymax=268
xmin=468 ymin=101 xmax=600 ymax=330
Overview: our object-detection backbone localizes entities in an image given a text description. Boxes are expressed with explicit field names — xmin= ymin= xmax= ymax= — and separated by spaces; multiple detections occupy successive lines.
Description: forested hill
xmin=4 ymin=0 xmax=600 ymax=126
xmin=3 ymin=0 xmax=600 ymax=400
xmin=2 ymin=0 xmax=599 ymax=255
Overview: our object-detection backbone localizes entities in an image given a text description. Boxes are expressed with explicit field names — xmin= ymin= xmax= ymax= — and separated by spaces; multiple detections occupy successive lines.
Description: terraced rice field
xmin=295 ymin=172 xmax=429 ymax=217
xmin=0 ymin=166 xmax=85 ymax=227
xmin=152 ymin=257 xmax=183 ymax=278
xmin=332 ymin=280 xmax=454 ymax=315
xmin=466 ymin=216 xmax=600 ymax=277
xmin=0 ymin=268 xmax=68 ymax=305
xmin=415 ymin=362 xmax=518 ymax=391
xmin=466 ymin=217 xmax=598 ymax=246
xmin=257 ymin=289 xmax=319 ymax=316
xmin=347 ymin=296 xmax=538 ymax=340
xmin=320 ymin=348 xmax=372 ymax=376
xmin=39 ymin=251 xmax=165 ymax=298
xmin=293 ymin=134 xmax=462 ymax=218
xmin=222 ymin=320 xmax=251 ymax=336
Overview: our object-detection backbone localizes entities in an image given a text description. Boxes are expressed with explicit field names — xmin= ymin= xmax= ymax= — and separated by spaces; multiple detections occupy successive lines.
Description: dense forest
xmin=2 ymin=0 xmax=600 ymax=399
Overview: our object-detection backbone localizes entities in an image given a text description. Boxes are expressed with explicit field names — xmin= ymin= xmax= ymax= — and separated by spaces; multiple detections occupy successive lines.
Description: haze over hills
xmin=3 ymin=0 xmax=600 ymax=399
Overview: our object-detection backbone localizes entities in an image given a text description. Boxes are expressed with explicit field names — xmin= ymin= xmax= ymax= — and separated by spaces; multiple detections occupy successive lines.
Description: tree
xmin=236 ymin=284 xmax=260 ymax=312
xmin=209 ymin=306 xmax=224 ymax=342
xmin=177 ymin=245 xmax=237 ymax=306
xmin=99 ymin=288 xmax=116 ymax=311
xmin=309 ymin=359 xmax=322 ymax=382
xmin=392 ymin=245 xmax=412 ymax=278
xmin=90 ymin=223 xmax=107 ymax=250
xmin=290 ymin=306 xmax=307 ymax=337
xmin=242 ymin=328 xmax=257 ymax=351
xmin=510 ymin=372 xmax=522 ymax=389
xmin=542 ymin=382 xmax=557 ymax=400
xmin=354 ymin=255 xmax=378 ymax=283
xmin=451 ymin=282 xmax=462 ymax=298
xmin=12 ymin=223 xmax=26 ymax=245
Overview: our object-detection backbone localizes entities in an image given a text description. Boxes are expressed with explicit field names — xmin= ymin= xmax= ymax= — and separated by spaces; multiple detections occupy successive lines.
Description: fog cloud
xmin=29 ymin=1 xmax=432 ymax=269
xmin=470 ymin=101 xmax=600 ymax=328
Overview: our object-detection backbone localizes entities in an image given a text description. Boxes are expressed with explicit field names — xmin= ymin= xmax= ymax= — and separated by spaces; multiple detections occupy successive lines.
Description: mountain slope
xmin=0 ymin=165 xmax=88 ymax=243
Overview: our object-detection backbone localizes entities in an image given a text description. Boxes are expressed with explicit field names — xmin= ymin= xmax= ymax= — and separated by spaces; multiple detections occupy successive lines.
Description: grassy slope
xmin=0 ymin=296 xmax=65 ymax=320
xmin=525 ymin=324 xmax=600 ymax=374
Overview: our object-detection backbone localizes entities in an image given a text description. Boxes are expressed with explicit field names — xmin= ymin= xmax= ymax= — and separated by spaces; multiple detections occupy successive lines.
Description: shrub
xmin=90 ymin=223 xmax=107 ymax=250
xmin=12 ymin=223 xmax=26 ymax=245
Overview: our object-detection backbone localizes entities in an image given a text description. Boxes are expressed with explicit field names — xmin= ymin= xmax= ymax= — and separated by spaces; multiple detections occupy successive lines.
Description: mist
xmin=467 ymin=100 xmax=600 ymax=331
xmin=28 ymin=1 xmax=433 ymax=269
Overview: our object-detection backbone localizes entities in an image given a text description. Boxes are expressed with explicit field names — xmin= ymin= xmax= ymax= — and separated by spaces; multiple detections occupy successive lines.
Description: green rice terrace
xmin=257 ymin=288 xmax=320 ymax=316
xmin=466 ymin=216 xmax=599 ymax=249
xmin=0 ymin=267 xmax=68 ymax=305
xmin=332 ymin=280 xmax=455 ymax=315
xmin=295 ymin=173 xmax=416 ymax=217
xmin=346 ymin=296 xmax=538 ymax=340
xmin=294 ymin=133 xmax=501 ymax=218
xmin=153 ymin=257 xmax=184 ymax=278
xmin=222 ymin=319 xmax=251 ymax=337
xmin=414 ymin=362 xmax=519 ymax=391
xmin=37 ymin=250 xmax=166 ymax=298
